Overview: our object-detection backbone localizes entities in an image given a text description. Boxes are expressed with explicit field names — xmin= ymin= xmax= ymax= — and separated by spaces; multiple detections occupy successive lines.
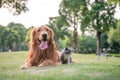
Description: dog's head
xmin=30 ymin=25 xmax=54 ymax=50
xmin=64 ymin=47 xmax=74 ymax=54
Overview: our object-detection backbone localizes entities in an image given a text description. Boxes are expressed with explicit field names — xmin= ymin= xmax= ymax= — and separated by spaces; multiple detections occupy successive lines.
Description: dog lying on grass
xmin=60 ymin=47 xmax=74 ymax=64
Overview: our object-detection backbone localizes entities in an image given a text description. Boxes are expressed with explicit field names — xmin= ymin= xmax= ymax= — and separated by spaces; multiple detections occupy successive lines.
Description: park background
xmin=0 ymin=0 xmax=120 ymax=54
xmin=0 ymin=0 xmax=120 ymax=80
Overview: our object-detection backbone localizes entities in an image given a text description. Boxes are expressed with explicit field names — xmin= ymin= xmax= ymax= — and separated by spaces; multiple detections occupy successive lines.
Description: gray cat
xmin=60 ymin=47 xmax=74 ymax=64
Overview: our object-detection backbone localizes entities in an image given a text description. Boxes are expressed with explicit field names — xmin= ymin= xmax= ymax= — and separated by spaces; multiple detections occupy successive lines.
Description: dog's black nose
xmin=42 ymin=33 xmax=47 ymax=37
xmin=42 ymin=33 xmax=47 ymax=41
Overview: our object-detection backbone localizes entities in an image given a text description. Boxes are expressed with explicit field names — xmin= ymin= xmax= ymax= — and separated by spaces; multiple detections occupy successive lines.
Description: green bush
xmin=77 ymin=35 xmax=97 ymax=53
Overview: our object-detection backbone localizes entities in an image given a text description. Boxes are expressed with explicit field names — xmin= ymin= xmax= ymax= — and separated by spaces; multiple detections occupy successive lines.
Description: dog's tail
xmin=72 ymin=59 xmax=77 ymax=64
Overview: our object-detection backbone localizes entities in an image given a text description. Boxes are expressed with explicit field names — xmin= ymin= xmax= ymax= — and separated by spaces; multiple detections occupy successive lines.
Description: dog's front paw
xmin=20 ymin=65 xmax=27 ymax=69
xmin=38 ymin=63 xmax=44 ymax=67
xmin=20 ymin=63 xmax=31 ymax=69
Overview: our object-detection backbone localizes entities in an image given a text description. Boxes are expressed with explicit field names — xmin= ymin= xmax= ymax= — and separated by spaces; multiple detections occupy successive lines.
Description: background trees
xmin=0 ymin=0 xmax=119 ymax=53
xmin=0 ymin=25 xmax=6 ymax=51
xmin=107 ymin=20 xmax=120 ymax=53
xmin=108 ymin=20 xmax=120 ymax=45
xmin=48 ymin=16 xmax=71 ymax=50
xmin=0 ymin=0 xmax=28 ymax=51
xmin=77 ymin=35 xmax=97 ymax=53
xmin=0 ymin=0 xmax=28 ymax=15
xmin=80 ymin=0 xmax=116 ymax=55
xmin=108 ymin=0 xmax=120 ymax=5
xmin=58 ymin=0 xmax=117 ymax=54
xmin=0 ymin=22 xmax=27 ymax=51
xmin=59 ymin=0 xmax=84 ymax=52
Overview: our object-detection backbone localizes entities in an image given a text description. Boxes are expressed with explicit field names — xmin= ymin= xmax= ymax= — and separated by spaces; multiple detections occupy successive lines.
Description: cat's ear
xmin=65 ymin=47 xmax=68 ymax=50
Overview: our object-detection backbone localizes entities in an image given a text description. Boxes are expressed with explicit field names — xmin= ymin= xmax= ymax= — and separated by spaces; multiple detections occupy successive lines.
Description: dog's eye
xmin=37 ymin=30 xmax=41 ymax=32
xmin=46 ymin=29 xmax=49 ymax=31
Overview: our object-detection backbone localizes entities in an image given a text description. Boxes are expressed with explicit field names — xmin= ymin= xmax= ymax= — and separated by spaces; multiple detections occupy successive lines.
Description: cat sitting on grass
xmin=60 ymin=47 xmax=74 ymax=64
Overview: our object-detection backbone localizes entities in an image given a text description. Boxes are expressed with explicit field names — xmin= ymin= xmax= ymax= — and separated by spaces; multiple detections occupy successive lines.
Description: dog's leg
xmin=38 ymin=59 xmax=54 ymax=67
xmin=38 ymin=59 xmax=61 ymax=67
xmin=20 ymin=62 xmax=32 ymax=69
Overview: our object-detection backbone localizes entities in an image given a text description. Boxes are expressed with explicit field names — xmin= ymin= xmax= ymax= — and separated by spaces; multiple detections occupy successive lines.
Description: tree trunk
xmin=8 ymin=42 xmax=13 ymax=52
xmin=72 ymin=16 xmax=78 ymax=52
xmin=96 ymin=31 xmax=101 ymax=56
xmin=73 ymin=27 xmax=78 ymax=52
xmin=0 ymin=0 xmax=2 ymax=8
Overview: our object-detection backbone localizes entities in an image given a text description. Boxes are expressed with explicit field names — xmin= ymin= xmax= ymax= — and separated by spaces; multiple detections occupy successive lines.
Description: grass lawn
xmin=0 ymin=51 xmax=120 ymax=80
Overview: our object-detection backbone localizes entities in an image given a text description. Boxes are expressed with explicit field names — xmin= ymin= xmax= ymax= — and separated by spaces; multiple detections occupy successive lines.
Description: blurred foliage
xmin=0 ymin=21 xmax=119 ymax=53
xmin=25 ymin=26 xmax=34 ymax=46
xmin=81 ymin=1 xmax=116 ymax=32
xmin=108 ymin=0 xmax=120 ymax=5
xmin=107 ymin=20 xmax=120 ymax=53
xmin=0 ymin=0 xmax=28 ymax=15
xmin=108 ymin=20 xmax=120 ymax=45
xmin=80 ymin=0 xmax=116 ymax=55
xmin=59 ymin=0 xmax=86 ymax=51
xmin=77 ymin=35 xmax=97 ymax=54
xmin=0 ymin=22 xmax=27 ymax=51
xmin=101 ymin=33 xmax=109 ymax=49
xmin=109 ymin=41 xmax=120 ymax=53
xmin=59 ymin=0 xmax=117 ymax=53
xmin=0 ymin=0 xmax=120 ymax=54
xmin=48 ymin=16 xmax=71 ymax=50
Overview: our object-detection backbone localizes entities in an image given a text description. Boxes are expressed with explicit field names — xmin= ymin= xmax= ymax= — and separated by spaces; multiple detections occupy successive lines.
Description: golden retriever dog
xmin=20 ymin=25 xmax=60 ymax=69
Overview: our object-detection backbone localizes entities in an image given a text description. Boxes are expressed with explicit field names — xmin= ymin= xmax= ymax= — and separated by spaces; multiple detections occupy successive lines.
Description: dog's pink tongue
xmin=39 ymin=41 xmax=48 ymax=50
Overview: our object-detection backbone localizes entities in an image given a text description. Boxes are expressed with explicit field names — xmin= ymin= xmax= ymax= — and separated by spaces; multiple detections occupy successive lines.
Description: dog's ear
xmin=30 ymin=28 xmax=36 ymax=42
xmin=49 ymin=28 xmax=54 ymax=41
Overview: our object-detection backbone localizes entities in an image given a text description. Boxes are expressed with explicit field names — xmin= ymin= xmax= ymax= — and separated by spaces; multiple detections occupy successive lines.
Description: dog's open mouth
xmin=39 ymin=41 xmax=48 ymax=50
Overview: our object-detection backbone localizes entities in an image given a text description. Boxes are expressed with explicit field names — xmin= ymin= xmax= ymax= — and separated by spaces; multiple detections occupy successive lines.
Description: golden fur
xmin=20 ymin=25 xmax=60 ymax=69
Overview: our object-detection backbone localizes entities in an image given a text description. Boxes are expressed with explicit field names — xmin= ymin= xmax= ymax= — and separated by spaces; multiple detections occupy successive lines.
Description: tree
xmin=0 ymin=26 xmax=20 ymax=51
xmin=4 ymin=27 xmax=20 ymax=51
xmin=108 ymin=20 xmax=120 ymax=45
xmin=25 ymin=26 xmax=34 ymax=46
xmin=7 ymin=22 xmax=27 ymax=42
xmin=108 ymin=0 xmax=120 ymax=5
xmin=81 ymin=0 xmax=116 ymax=55
xmin=107 ymin=20 xmax=120 ymax=52
xmin=101 ymin=33 xmax=109 ymax=49
xmin=48 ymin=16 xmax=71 ymax=49
xmin=0 ymin=0 xmax=28 ymax=15
xmin=0 ymin=25 xmax=6 ymax=51
xmin=59 ymin=0 xmax=86 ymax=52
xmin=0 ymin=22 xmax=27 ymax=51
xmin=77 ymin=35 xmax=97 ymax=54
xmin=7 ymin=22 xmax=27 ymax=50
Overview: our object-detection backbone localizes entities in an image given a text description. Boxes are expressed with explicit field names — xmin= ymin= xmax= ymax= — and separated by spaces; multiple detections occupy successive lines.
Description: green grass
xmin=107 ymin=54 xmax=120 ymax=57
xmin=0 ymin=51 xmax=120 ymax=80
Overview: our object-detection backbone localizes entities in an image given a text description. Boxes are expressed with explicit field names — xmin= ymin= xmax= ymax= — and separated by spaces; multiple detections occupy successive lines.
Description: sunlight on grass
xmin=0 ymin=51 xmax=120 ymax=80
